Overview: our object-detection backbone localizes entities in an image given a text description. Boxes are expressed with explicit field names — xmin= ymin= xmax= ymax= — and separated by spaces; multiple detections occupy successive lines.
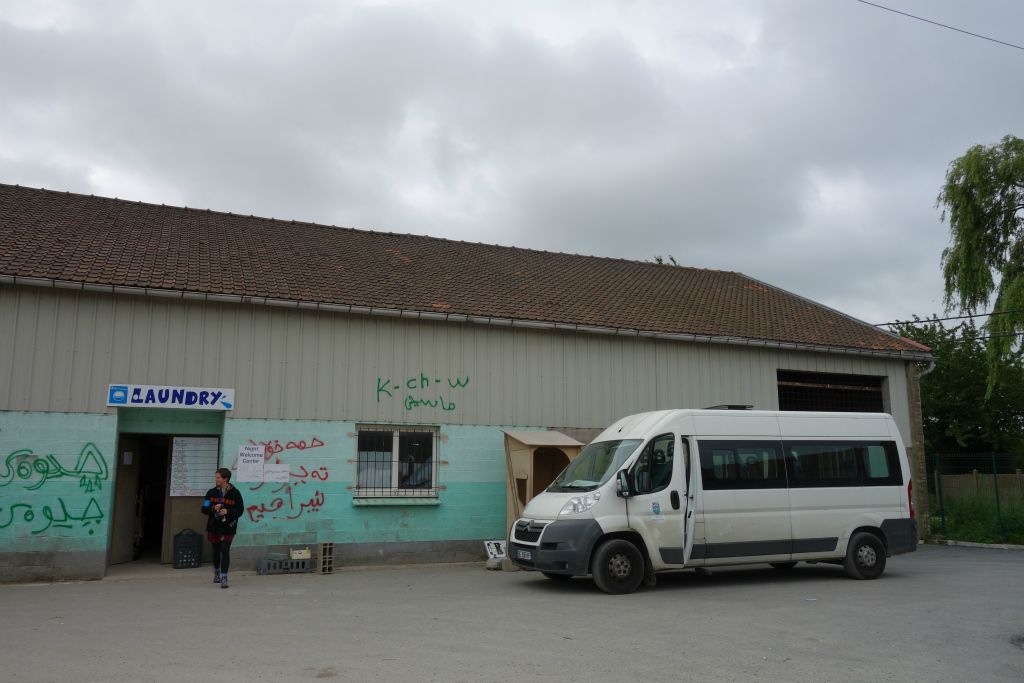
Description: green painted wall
xmin=0 ymin=412 xmax=117 ymax=553
xmin=0 ymin=410 xmax=515 ymax=569
xmin=222 ymin=419 xmax=509 ymax=549
xmin=117 ymin=408 xmax=223 ymax=435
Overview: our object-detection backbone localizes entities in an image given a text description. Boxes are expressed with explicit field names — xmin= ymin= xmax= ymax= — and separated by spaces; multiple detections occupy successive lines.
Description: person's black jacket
xmin=201 ymin=485 xmax=244 ymax=535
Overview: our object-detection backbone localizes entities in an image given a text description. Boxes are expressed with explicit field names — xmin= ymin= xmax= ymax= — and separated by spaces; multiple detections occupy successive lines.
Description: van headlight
xmin=559 ymin=491 xmax=601 ymax=516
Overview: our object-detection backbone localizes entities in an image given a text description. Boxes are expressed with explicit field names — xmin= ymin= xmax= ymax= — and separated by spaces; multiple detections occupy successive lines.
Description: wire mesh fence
xmin=927 ymin=453 xmax=1024 ymax=544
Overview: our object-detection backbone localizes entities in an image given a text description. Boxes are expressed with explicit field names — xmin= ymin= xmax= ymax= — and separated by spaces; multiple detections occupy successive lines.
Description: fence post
xmin=991 ymin=452 xmax=1004 ymax=542
xmin=935 ymin=454 xmax=946 ymax=537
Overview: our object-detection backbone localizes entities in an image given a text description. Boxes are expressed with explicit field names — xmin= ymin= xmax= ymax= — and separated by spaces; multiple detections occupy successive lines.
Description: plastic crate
xmin=258 ymin=553 xmax=312 ymax=575
xmin=173 ymin=529 xmax=202 ymax=569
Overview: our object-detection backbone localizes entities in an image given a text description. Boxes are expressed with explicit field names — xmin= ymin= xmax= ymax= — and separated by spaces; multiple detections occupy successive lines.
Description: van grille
xmin=513 ymin=519 xmax=549 ymax=543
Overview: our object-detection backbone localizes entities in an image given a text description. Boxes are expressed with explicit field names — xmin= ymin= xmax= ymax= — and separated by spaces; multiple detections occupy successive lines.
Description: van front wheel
xmin=592 ymin=539 xmax=644 ymax=594
xmin=843 ymin=532 xmax=886 ymax=580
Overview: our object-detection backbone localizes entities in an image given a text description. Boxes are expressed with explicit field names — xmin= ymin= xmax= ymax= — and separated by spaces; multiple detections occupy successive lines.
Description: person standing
xmin=202 ymin=468 xmax=244 ymax=588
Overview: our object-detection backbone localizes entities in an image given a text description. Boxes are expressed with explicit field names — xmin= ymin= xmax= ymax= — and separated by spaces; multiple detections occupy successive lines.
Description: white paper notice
xmin=235 ymin=444 xmax=266 ymax=483
xmin=169 ymin=437 xmax=220 ymax=496
xmin=264 ymin=464 xmax=290 ymax=483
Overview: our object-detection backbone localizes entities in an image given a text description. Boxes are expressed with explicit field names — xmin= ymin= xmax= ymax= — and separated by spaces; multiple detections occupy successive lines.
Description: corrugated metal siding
xmin=0 ymin=285 xmax=916 ymax=443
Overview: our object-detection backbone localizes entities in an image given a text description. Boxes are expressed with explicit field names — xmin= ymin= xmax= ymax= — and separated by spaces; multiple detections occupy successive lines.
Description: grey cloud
xmin=0 ymin=0 xmax=1021 ymax=324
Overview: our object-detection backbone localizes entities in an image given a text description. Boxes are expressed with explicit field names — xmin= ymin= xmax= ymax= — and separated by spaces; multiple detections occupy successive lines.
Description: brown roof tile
xmin=0 ymin=183 xmax=927 ymax=355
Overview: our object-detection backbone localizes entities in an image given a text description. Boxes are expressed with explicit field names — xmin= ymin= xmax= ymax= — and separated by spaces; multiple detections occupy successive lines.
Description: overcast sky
xmin=2 ymin=1 xmax=1021 ymax=328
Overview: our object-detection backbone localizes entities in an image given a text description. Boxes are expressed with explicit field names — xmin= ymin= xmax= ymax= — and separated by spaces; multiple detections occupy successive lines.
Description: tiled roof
xmin=0 ymin=184 xmax=929 ymax=356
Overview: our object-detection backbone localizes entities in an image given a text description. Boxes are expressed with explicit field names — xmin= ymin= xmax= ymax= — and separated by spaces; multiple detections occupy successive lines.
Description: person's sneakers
xmin=220 ymin=575 xmax=229 ymax=589
xmin=213 ymin=571 xmax=221 ymax=584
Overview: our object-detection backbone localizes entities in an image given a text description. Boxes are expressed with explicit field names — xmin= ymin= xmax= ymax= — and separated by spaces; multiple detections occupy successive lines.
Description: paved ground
xmin=1 ymin=544 xmax=1021 ymax=682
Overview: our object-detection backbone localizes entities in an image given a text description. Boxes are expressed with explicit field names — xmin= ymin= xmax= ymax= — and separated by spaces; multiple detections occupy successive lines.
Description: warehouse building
xmin=0 ymin=184 xmax=931 ymax=581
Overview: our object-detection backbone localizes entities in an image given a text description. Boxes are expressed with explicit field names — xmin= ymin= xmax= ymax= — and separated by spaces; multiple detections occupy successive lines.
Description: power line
xmin=876 ymin=308 xmax=1024 ymax=328
xmin=853 ymin=0 xmax=1024 ymax=51
xmin=965 ymin=332 xmax=1024 ymax=342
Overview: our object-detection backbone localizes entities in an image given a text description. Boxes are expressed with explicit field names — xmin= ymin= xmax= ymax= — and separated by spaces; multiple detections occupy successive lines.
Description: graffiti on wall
xmin=238 ymin=436 xmax=330 ymax=523
xmin=0 ymin=497 xmax=105 ymax=535
xmin=0 ymin=443 xmax=108 ymax=492
xmin=375 ymin=373 xmax=470 ymax=412
xmin=0 ymin=443 xmax=108 ymax=535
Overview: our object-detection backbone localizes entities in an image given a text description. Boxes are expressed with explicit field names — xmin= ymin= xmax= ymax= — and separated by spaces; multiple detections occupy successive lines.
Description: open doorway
xmin=532 ymin=447 xmax=571 ymax=499
xmin=109 ymin=434 xmax=170 ymax=565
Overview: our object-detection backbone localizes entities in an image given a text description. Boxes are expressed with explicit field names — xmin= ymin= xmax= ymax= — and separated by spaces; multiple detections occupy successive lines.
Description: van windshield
xmin=547 ymin=439 xmax=643 ymax=492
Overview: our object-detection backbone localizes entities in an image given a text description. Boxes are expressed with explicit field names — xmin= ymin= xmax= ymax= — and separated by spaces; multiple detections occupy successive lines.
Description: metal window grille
xmin=777 ymin=370 xmax=884 ymax=412
xmin=355 ymin=425 xmax=439 ymax=497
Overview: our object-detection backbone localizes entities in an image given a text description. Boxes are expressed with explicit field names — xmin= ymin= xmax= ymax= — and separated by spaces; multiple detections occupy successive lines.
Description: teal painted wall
xmin=222 ymin=419 xmax=509 ymax=549
xmin=0 ymin=410 xmax=515 ymax=566
xmin=117 ymin=408 xmax=223 ymax=435
xmin=0 ymin=412 xmax=117 ymax=553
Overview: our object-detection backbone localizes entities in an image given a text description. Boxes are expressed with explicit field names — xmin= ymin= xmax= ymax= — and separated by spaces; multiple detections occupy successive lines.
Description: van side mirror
xmin=616 ymin=470 xmax=632 ymax=498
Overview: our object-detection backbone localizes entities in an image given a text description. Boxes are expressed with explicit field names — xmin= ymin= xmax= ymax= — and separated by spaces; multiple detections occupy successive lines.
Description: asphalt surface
xmin=1 ymin=544 xmax=1021 ymax=682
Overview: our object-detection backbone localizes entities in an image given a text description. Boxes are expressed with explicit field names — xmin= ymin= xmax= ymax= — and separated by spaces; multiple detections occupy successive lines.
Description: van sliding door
xmin=695 ymin=440 xmax=792 ymax=564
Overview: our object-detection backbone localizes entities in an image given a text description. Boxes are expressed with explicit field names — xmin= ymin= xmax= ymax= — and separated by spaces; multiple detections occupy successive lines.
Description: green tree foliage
xmin=937 ymin=135 xmax=1024 ymax=395
xmin=895 ymin=318 xmax=1024 ymax=453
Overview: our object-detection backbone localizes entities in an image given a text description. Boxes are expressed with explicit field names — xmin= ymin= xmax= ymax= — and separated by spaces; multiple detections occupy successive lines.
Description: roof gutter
xmin=0 ymin=275 xmax=934 ymax=362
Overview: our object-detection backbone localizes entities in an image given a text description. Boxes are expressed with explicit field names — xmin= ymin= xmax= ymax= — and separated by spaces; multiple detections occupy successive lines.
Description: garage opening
xmin=777 ymin=370 xmax=885 ymax=413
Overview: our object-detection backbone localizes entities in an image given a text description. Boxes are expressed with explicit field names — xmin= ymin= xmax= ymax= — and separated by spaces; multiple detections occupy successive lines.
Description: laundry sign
xmin=107 ymin=384 xmax=235 ymax=410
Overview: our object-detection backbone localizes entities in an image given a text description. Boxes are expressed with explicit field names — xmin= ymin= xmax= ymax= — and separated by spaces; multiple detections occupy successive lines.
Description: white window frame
xmin=355 ymin=425 xmax=439 ymax=498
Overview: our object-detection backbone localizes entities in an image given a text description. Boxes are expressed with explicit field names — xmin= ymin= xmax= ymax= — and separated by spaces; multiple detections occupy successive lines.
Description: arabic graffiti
xmin=246 ymin=488 xmax=327 ymax=523
xmin=238 ymin=435 xmax=330 ymax=523
xmin=0 ymin=497 xmax=105 ymax=535
xmin=0 ymin=443 xmax=109 ymax=492
xmin=253 ymin=437 xmax=325 ymax=457
xmin=375 ymin=373 xmax=470 ymax=412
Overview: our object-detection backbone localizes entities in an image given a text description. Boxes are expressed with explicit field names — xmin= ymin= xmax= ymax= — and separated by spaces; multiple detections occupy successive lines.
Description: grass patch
xmin=930 ymin=493 xmax=1024 ymax=544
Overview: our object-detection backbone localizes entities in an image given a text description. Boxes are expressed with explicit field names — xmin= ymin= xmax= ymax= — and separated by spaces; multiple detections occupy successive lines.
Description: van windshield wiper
xmin=559 ymin=481 xmax=599 ymax=489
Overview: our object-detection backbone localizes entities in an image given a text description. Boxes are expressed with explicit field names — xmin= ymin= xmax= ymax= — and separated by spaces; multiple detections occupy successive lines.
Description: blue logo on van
xmin=108 ymin=385 xmax=129 ymax=405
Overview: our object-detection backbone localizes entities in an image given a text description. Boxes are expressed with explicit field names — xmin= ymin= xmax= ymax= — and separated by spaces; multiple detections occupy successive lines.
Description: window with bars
xmin=777 ymin=370 xmax=885 ymax=413
xmin=356 ymin=426 xmax=438 ymax=497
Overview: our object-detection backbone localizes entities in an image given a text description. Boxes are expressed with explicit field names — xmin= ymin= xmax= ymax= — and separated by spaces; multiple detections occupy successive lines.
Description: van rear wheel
xmin=843 ymin=532 xmax=886 ymax=579
xmin=592 ymin=539 xmax=644 ymax=594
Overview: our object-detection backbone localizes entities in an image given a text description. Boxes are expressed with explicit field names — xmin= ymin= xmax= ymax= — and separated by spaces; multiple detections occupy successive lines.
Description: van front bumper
xmin=508 ymin=519 xmax=603 ymax=576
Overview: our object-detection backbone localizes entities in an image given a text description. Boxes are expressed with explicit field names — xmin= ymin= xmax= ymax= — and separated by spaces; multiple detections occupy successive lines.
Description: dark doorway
xmin=110 ymin=434 xmax=170 ymax=564
xmin=532 ymin=447 xmax=571 ymax=499
xmin=136 ymin=436 xmax=170 ymax=559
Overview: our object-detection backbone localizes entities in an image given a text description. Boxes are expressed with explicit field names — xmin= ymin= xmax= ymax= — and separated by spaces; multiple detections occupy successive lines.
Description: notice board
xmin=169 ymin=436 xmax=220 ymax=496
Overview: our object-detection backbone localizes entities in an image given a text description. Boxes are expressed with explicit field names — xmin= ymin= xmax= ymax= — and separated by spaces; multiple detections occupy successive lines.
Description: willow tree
xmin=937 ymin=135 xmax=1024 ymax=396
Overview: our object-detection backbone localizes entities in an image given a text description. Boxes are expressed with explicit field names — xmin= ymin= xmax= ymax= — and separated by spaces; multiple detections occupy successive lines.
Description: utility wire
xmin=853 ymin=0 xmax=1024 ymax=51
xmin=876 ymin=308 xmax=1024 ymax=328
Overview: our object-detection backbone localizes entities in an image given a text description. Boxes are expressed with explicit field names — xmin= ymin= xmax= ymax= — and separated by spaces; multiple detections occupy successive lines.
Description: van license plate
xmin=517 ymin=549 xmax=532 ymax=560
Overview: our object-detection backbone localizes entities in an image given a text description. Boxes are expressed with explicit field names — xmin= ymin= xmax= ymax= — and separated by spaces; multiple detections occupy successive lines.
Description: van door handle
xmin=670 ymin=491 xmax=680 ymax=510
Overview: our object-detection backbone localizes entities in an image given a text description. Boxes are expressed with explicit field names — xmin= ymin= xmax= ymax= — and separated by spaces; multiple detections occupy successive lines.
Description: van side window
xmin=864 ymin=442 xmax=902 ymax=486
xmin=697 ymin=440 xmax=785 ymax=490
xmin=633 ymin=433 xmax=674 ymax=494
xmin=784 ymin=441 xmax=903 ymax=487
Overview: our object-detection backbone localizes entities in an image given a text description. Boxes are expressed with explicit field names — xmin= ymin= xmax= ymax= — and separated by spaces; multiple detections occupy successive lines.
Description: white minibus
xmin=508 ymin=409 xmax=917 ymax=594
